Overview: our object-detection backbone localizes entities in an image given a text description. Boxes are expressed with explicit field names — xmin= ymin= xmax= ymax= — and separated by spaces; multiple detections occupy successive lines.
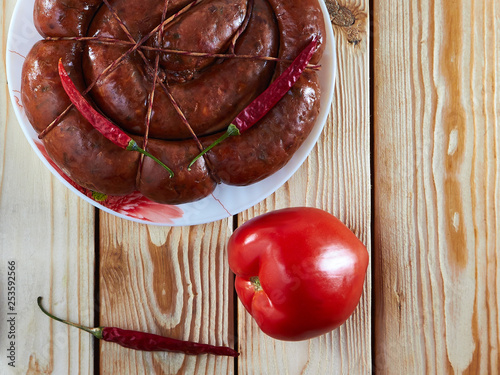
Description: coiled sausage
xmin=23 ymin=0 xmax=326 ymax=204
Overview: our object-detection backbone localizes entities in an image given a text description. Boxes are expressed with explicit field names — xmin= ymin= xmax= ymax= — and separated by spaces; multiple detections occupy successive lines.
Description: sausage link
xmin=22 ymin=40 xmax=140 ymax=194
xmin=34 ymin=0 xmax=102 ymax=37
xmin=267 ymin=0 xmax=326 ymax=64
xmin=150 ymin=0 xmax=248 ymax=76
xmin=137 ymin=139 xmax=216 ymax=204
xmin=42 ymin=109 xmax=141 ymax=195
xmin=22 ymin=40 xmax=85 ymax=133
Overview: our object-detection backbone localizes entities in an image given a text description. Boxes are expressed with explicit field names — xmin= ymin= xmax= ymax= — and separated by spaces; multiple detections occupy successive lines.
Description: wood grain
xmin=373 ymin=0 xmax=500 ymax=373
xmin=6 ymin=0 xmax=500 ymax=372
xmin=98 ymin=214 xmax=235 ymax=374
xmin=236 ymin=0 xmax=372 ymax=373
xmin=1 ymin=2 xmax=95 ymax=374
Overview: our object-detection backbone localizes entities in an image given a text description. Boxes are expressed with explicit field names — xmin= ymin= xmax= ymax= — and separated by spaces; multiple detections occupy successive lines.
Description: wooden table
xmin=1 ymin=0 xmax=499 ymax=373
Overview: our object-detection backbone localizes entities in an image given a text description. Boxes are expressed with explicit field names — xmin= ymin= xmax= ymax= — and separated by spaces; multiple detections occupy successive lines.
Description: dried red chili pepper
xmin=188 ymin=37 xmax=319 ymax=169
xmin=57 ymin=60 xmax=174 ymax=177
xmin=37 ymin=297 xmax=239 ymax=357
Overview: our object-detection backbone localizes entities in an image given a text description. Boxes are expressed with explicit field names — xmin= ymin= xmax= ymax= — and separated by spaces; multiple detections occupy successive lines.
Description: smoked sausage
xmin=22 ymin=0 xmax=326 ymax=204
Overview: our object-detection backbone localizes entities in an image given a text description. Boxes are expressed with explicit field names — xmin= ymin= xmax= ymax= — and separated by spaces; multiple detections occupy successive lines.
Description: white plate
xmin=6 ymin=0 xmax=336 ymax=226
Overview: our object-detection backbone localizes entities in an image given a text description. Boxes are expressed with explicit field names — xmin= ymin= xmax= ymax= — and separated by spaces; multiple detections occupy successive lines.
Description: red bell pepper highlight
xmin=37 ymin=297 xmax=238 ymax=357
xmin=57 ymin=59 xmax=174 ymax=177
xmin=188 ymin=37 xmax=319 ymax=169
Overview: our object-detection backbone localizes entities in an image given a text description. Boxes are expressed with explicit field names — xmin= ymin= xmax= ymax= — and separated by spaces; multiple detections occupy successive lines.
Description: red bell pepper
xmin=228 ymin=207 xmax=368 ymax=341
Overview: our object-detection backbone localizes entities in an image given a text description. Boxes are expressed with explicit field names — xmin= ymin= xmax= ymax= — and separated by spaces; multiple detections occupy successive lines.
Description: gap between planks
xmin=93 ymin=211 xmax=241 ymax=373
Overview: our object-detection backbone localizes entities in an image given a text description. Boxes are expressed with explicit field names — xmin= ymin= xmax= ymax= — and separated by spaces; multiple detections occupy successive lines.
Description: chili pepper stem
xmin=188 ymin=124 xmax=240 ymax=170
xmin=126 ymin=140 xmax=174 ymax=178
xmin=37 ymin=297 xmax=104 ymax=339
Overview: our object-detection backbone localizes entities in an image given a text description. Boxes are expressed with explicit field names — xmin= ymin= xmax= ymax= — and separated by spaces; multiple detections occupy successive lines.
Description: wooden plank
xmin=0 ymin=1 xmax=96 ymax=373
xmin=236 ymin=0 xmax=372 ymax=373
xmin=98 ymin=214 xmax=235 ymax=374
xmin=373 ymin=0 xmax=500 ymax=373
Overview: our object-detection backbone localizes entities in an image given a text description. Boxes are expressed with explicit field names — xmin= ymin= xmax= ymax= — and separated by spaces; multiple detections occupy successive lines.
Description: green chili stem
xmin=188 ymin=124 xmax=240 ymax=170
xmin=37 ymin=297 xmax=104 ymax=339
xmin=127 ymin=140 xmax=174 ymax=178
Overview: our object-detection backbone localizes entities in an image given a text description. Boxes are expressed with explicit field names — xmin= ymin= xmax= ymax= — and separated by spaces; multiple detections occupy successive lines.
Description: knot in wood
xmin=326 ymin=1 xmax=355 ymax=27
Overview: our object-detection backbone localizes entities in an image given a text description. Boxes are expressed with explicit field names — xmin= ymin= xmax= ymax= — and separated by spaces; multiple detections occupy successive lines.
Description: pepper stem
xmin=37 ymin=297 xmax=104 ymax=339
xmin=127 ymin=140 xmax=174 ymax=178
xmin=250 ymin=276 xmax=262 ymax=292
xmin=188 ymin=124 xmax=240 ymax=170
